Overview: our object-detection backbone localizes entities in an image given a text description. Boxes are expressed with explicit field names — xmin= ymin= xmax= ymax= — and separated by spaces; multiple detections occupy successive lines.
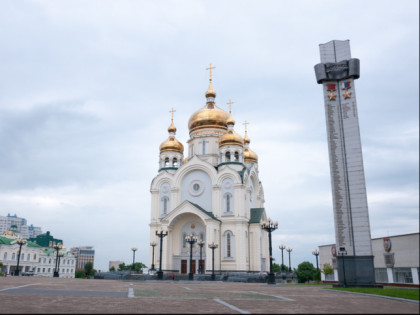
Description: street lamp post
xmin=312 ymin=249 xmax=319 ymax=271
xmin=279 ymin=244 xmax=286 ymax=272
xmin=14 ymin=238 xmax=27 ymax=276
xmin=261 ymin=218 xmax=279 ymax=285
xmin=57 ymin=252 xmax=64 ymax=276
xmin=208 ymin=242 xmax=218 ymax=281
xmin=185 ymin=233 xmax=198 ymax=280
xmin=156 ymin=229 xmax=168 ymax=280
xmin=338 ymin=249 xmax=347 ymax=287
xmin=53 ymin=243 xmax=63 ymax=278
xmin=286 ymin=247 xmax=293 ymax=274
xmin=197 ymin=239 xmax=205 ymax=274
xmin=150 ymin=242 xmax=157 ymax=271
xmin=131 ymin=247 xmax=138 ymax=272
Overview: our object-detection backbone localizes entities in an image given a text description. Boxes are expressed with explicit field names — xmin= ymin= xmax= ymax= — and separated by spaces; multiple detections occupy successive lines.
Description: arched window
xmin=225 ymin=151 xmax=231 ymax=161
xmin=162 ymin=196 xmax=169 ymax=215
xmin=164 ymin=157 xmax=169 ymax=167
xmin=234 ymin=151 xmax=239 ymax=161
xmin=12 ymin=253 xmax=15 ymax=260
xmin=27 ymin=254 xmax=30 ymax=261
xmin=3 ymin=252 xmax=7 ymax=260
xmin=226 ymin=194 xmax=231 ymax=212
xmin=34 ymin=254 xmax=37 ymax=260
xmin=223 ymin=230 xmax=235 ymax=259
xmin=183 ymin=233 xmax=187 ymax=248
xmin=227 ymin=233 xmax=231 ymax=257
xmin=21 ymin=253 xmax=24 ymax=261
xmin=173 ymin=158 xmax=178 ymax=167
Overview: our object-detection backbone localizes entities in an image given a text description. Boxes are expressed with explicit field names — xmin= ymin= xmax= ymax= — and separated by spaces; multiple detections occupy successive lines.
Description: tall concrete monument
xmin=314 ymin=40 xmax=378 ymax=287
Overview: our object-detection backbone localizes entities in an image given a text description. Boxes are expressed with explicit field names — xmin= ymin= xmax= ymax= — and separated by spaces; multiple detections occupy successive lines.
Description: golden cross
xmin=243 ymin=120 xmax=249 ymax=131
xmin=169 ymin=108 xmax=176 ymax=121
xmin=206 ymin=63 xmax=216 ymax=81
xmin=227 ymin=99 xmax=234 ymax=113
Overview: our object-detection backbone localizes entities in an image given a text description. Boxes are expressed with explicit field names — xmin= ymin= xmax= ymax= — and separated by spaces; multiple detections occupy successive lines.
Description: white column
xmin=334 ymin=269 xmax=339 ymax=281
xmin=386 ymin=268 xmax=394 ymax=284
xmin=411 ymin=267 xmax=419 ymax=285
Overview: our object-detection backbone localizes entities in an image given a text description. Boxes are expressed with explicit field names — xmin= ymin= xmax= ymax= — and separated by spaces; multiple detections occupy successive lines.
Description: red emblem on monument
xmin=383 ymin=237 xmax=392 ymax=252
xmin=327 ymin=83 xmax=336 ymax=91
xmin=331 ymin=245 xmax=337 ymax=257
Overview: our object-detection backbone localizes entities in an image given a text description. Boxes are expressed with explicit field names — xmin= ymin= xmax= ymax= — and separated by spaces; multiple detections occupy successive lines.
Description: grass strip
xmin=331 ymin=287 xmax=419 ymax=301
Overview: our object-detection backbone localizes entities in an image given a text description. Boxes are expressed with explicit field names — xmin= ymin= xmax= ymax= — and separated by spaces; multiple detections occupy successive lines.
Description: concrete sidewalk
xmin=0 ymin=277 xmax=418 ymax=314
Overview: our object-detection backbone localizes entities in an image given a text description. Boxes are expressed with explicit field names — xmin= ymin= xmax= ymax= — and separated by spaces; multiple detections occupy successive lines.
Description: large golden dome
xmin=244 ymin=147 xmax=258 ymax=163
xmin=188 ymin=103 xmax=229 ymax=133
xmin=219 ymin=129 xmax=244 ymax=147
xmin=160 ymin=136 xmax=184 ymax=154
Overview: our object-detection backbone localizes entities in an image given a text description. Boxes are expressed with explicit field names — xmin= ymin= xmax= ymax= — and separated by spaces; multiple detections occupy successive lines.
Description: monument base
xmin=336 ymin=255 xmax=382 ymax=288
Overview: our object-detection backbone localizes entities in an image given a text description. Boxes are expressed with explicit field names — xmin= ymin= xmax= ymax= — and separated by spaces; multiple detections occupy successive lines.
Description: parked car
xmin=22 ymin=270 xmax=35 ymax=276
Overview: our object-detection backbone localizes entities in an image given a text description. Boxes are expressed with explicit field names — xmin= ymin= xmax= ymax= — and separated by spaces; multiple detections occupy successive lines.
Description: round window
xmin=193 ymin=183 xmax=200 ymax=191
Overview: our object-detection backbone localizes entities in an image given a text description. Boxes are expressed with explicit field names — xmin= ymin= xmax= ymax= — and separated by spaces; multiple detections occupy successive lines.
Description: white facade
xmin=0 ymin=232 xmax=76 ymax=278
xmin=319 ymin=233 xmax=419 ymax=285
xmin=149 ymin=76 xmax=270 ymax=275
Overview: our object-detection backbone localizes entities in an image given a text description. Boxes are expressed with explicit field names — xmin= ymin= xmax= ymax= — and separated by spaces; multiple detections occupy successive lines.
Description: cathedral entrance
xmin=181 ymin=260 xmax=187 ymax=274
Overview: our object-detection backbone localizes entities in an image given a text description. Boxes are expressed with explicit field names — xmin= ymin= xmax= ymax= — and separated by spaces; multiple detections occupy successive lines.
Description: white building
xmin=319 ymin=232 xmax=419 ymax=285
xmin=0 ymin=231 xmax=76 ymax=278
xmin=149 ymin=71 xmax=271 ymax=275
xmin=0 ymin=214 xmax=42 ymax=239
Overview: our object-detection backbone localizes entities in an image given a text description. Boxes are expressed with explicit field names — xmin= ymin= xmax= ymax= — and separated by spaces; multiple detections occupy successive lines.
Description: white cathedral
xmin=149 ymin=69 xmax=270 ymax=275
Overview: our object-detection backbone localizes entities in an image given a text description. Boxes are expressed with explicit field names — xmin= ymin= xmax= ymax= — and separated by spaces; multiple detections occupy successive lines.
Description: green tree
xmin=118 ymin=263 xmax=126 ymax=271
xmin=296 ymin=261 xmax=316 ymax=283
xmin=273 ymin=263 xmax=281 ymax=273
xmin=84 ymin=262 xmax=95 ymax=276
xmin=0 ymin=262 xmax=4 ymax=276
xmin=322 ymin=263 xmax=334 ymax=277
xmin=75 ymin=270 xmax=85 ymax=278
xmin=109 ymin=266 xmax=116 ymax=272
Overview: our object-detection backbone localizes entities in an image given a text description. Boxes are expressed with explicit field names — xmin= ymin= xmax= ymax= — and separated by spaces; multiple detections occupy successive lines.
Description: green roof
xmin=0 ymin=236 xmax=41 ymax=247
xmin=249 ymin=208 xmax=264 ymax=224
xmin=189 ymin=202 xmax=221 ymax=222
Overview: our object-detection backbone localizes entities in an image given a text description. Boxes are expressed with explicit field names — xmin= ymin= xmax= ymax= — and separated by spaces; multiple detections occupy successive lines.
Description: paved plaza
xmin=0 ymin=277 xmax=418 ymax=314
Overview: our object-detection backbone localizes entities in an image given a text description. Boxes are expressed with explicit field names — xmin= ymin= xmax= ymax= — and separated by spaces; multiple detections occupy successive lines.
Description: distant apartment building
xmin=70 ymin=246 xmax=95 ymax=270
xmin=0 ymin=214 xmax=42 ymax=239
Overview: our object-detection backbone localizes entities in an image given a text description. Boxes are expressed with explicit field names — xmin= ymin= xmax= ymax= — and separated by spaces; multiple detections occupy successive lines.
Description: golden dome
xmin=205 ymin=81 xmax=216 ymax=98
xmin=168 ymin=120 xmax=176 ymax=134
xmin=188 ymin=103 xmax=229 ymax=133
xmin=219 ymin=129 xmax=244 ymax=147
xmin=244 ymin=147 xmax=258 ymax=163
xmin=244 ymin=130 xmax=250 ymax=145
xmin=160 ymin=136 xmax=184 ymax=154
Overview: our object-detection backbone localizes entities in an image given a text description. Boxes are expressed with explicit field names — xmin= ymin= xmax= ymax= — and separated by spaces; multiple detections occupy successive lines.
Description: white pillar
xmin=387 ymin=268 xmax=394 ymax=284
xmin=411 ymin=267 xmax=419 ymax=285
xmin=334 ymin=269 xmax=339 ymax=281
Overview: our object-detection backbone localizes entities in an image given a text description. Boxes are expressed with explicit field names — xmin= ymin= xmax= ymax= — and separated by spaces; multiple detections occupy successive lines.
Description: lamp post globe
xmin=14 ymin=238 xmax=27 ymax=276
xmin=261 ymin=218 xmax=278 ymax=285
xmin=208 ymin=242 xmax=218 ymax=280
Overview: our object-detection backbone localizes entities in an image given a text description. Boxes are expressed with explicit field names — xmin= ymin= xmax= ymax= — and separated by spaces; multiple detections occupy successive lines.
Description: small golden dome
xmin=160 ymin=136 xmax=184 ymax=154
xmin=219 ymin=130 xmax=244 ymax=147
xmin=227 ymin=113 xmax=235 ymax=126
xmin=205 ymin=81 xmax=216 ymax=98
xmin=168 ymin=121 xmax=176 ymax=134
xmin=188 ymin=103 xmax=229 ymax=133
xmin=244 ymin=130 xmax=250 ymax=145
xmin=244 ymin=147 xmax=258 ymax=163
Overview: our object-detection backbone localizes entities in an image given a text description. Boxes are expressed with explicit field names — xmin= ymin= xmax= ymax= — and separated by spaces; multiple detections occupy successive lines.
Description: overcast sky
xmin=0 ymin=0 xmax=418 ymax=272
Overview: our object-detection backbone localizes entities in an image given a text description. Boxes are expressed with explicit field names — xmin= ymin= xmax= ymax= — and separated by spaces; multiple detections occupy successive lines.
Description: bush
xmin=296 ymin=261 xmax=316 ymax=283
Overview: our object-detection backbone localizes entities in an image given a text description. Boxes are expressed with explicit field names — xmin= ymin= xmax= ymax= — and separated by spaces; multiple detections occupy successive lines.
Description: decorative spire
xmin=226 ymin=99 xmax=235 ymax=127
xmin=243 ymin=120 xmax=250 ymax=145
xmin=168 ymin=107 xmax=176 ymax=134
xmin=205 ymin=63 xmax=216 ymax=100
